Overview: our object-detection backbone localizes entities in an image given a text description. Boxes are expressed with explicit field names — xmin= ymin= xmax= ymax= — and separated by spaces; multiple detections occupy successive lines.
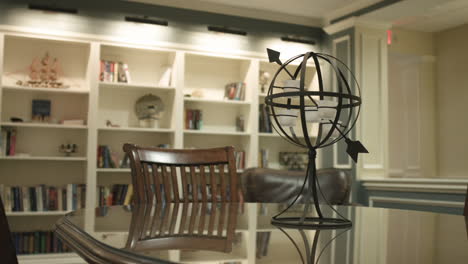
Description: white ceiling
xmin=129 ymin=0 xmax=468 ymax=32
xmin=129 ymin=0 xmax=383 ymax=27
xmin=362 ymin=0 xmax=468 ymax=32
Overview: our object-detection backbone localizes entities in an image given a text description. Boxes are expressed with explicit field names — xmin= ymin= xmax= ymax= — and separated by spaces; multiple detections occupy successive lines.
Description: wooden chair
xmin=0 ymin=196 xmax=18 ymax=264
xmin=126 ymin=202 xmax=239 ymax=252
xmin=123 ymin=144 xmax=239 ymax=203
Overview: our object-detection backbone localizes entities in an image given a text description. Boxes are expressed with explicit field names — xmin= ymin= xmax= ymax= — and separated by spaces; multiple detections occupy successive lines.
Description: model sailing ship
xmin=16 ymin=52 xmax=70 ymax=89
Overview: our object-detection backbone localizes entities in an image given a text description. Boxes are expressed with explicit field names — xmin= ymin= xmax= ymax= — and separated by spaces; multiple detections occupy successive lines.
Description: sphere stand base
xmin=271 ymin=216 xmax=352 ymax=230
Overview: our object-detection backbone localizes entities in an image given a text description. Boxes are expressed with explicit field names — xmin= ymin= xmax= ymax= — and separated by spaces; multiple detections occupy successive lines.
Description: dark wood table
xmin=55 ymin=203 xmax=468 ymax=263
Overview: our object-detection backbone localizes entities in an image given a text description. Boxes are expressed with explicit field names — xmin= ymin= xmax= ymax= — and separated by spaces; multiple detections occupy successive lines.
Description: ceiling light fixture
xmin=207 ymin=26 xmax=247 ymax=36
xmin=281 ymin=36 xmax=316 ymax=45
xmin=125 ymin=16 xmax=168 ymax=27
xmin=28 ymin=4 xmax=78 ymax=14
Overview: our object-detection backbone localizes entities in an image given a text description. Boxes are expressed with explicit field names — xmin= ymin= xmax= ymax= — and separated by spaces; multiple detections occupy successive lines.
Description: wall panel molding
xmin=361 ymin=177 xmax=468 ymax=194
xmin=355 ymin=27 xmax=388 ymax=178
xmin=369 ymin=196 xmax=465 ymax=208
xmin=332 ymin=35 xmax=352 ymax=169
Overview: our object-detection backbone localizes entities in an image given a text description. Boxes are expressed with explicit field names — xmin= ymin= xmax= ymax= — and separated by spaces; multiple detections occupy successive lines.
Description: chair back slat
xmin=209 ymin=165 xmax=217 ymax=203
xmin=148 ymin=164 xmax=161 ymax=203
xmin=127 ymin=203 xmax=239 ymax=253
xmin=207 ymin=205 xmax=216 ymax=236
xmin=198 ymin=203 xmax=207 ymax=234
xmin=150 ymin=205 xmax=161 ymax=237
xmin=180 ymin=167 xmax=189 ymax=203
xmin=199 ymin=165 xmax=208 ymax=202
xmin=123 ymin=144 xmax=239 ymax=203
xmin=189 ymin=166 xmax=198 ymax=201
xmin=169 ymin=204 xmax=179 ymax=235
xmin=161 ymin=165 xmax=172 ymax=202
xmin=188 ymin=204 xmax=197 ymax=235
xmin=170 ymin=166 xmax=180 ymax=202
xmin=219 ymin=164 xmax=226 ymax=202
xmin=218 ymin=203 xmax=226 ymax=235
xmin=179 ymin=203 xmax=188 ymax=234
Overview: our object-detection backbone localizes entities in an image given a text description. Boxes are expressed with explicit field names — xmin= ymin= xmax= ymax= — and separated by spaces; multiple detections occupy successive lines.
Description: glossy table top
xmin=55 ymin=203 xmax=468 ymax=264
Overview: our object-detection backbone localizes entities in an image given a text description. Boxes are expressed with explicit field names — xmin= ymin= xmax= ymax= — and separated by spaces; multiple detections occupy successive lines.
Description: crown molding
xmin=324 ymin=16 xmax=392 ymax=35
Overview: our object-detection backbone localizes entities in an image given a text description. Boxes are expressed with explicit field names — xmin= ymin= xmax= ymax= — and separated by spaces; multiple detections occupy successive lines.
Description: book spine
xmin=22 ymin=186 xmax=30 ymax=212
xmin=123 ymin=184 xmax=133 ymax=205
xmin=99 ymin=60 xmax=104 ymax=81
xmin=6 ymin=130 xmax=11 ymax=156
xmin=43 ymin=185 xmax=48 ymax=211
xmin=36 ymin=186 xmax=43 ymax=212
xmin=57 ymin=187 xmax=63 ymax=211
xmin=73 ymin=184 xmax=78 ymax=210
xmin=9 ymin=130 xmax=16 ymax=156
xmin=113 ymin=61 xmax=119 ymax=83
xmin=67 ymin=184 xmax=73 ymax=211
xmin=123 ymin=63 xmax=131 ymax=83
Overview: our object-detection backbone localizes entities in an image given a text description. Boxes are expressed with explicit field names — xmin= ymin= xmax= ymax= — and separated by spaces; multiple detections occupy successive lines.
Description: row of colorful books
xmin=97 ymin=184 xmax=133 ymax=207
xmin=258 ymin=149 xmax=269 ymax=168
xmin=259 ymin=104 xmax=273 ymax=133
xmin=99 ymin=60 xmax=131 ymax=83
xmin=185 ymin=109 xmax=203 ymax=130
xmin=235 ymin=151 xmax=245 ymax=170
xmin=0 ymin=127 xmax=17 ymax=156
xmin=224 ymin=82 xmax=246 ymax=101
xmin=12 ymin=231 xmax=71 ymax=255
xmin=0 ymin=184 xmax=86 ymax=212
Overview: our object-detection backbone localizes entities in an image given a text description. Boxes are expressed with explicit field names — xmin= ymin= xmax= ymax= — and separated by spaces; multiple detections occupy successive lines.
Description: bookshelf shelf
xmin=184 ymin=97 xmax=250 ymax=105
xmin=1 ymin=85 xmax=89 ymax=94
xmin=18 ymin=253 xmax=83 ymax=264
xmin=0 ymin=122 xmax=87 ymax=130
xmin=258 ymin=132 xmax=280 ymax=137
xmin=97 ymin=168 xmax=131 ymax=173
xmin=6 ymin=211 xmax=72 ymax=216
xmin=99 ymin=82 xmax=175 ymax=91
xmin=184 ymin=130 xmax=250 ymax=136
xmin=0 ymin=156 xmax=87 ymax=161
xmin=98 ymin=127 xmax=174 ymax=133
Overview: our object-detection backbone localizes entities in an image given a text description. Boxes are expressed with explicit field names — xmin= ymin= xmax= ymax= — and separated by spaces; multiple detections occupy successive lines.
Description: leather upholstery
xmin=240 ymin=168 xmax=352 ymax=205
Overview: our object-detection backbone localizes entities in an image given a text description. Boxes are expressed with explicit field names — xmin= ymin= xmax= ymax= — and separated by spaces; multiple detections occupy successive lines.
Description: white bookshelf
xmin=0 ymin=29 xmax=318 ymax=263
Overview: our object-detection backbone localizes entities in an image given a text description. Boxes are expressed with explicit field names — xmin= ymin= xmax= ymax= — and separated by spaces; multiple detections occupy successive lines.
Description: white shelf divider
xmin=0 ymin=156 xmax=87 ymax=161
xmin=99 ymin=81 xmax=175 ymax=91
xmin=184 ymin=97 xmax=250 ymax=105
xmin=6 ymin=211 xmax=72 ymax=216
xmin=98 ymin=126 xmax=174 ymax=133
xmin=18 ymin=253 xmax=85 ymax=264
xmin=2 ymin=84 xmax=89 ymax=94
xmin=96 ymin=168 xmax=131 ymax=173
xmin=183 ymin=129 xmax=250 ymax=136
xmin=0 ymin=122 xmax=87 ymax=129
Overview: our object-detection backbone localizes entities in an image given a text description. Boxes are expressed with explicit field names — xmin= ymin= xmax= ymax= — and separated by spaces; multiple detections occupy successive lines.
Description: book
xmin=122 ymin=63 xmax=131 ymax=83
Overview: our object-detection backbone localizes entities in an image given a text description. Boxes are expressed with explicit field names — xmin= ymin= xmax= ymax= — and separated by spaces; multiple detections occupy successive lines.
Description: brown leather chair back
xmin=240 ymin=168 xmax=351 ymax=205
xmin=0 ymin=196 xmax=18 ymax=264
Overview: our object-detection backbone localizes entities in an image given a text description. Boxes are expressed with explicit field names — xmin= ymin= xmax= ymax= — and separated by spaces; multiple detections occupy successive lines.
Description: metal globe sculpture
xmin=265 ymin=49 xmax=368 ymax=229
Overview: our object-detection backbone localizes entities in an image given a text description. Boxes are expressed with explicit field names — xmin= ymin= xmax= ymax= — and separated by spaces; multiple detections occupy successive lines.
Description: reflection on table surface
xmin=63 ymin=203 xmax=468 ymax=264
